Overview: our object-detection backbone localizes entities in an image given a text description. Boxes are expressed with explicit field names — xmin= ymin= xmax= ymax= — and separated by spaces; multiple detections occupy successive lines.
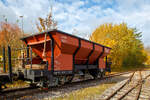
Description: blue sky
xmin=0 ymin=0 xmax=150 ymax=46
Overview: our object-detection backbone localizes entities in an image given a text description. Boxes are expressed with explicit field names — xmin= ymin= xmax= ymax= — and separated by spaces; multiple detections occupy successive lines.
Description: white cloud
xmin=0 ymin=0 xmax=51 ymax=32
xmin=0 ymin=0 xmax=150 ymax=46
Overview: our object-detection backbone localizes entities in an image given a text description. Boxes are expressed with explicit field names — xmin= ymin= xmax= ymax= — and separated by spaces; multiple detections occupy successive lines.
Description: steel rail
xmin=105 ymin=70 xmax=150 ymax=100
xmin=104 ymin=71 xmax=135 ymax=100
xmin=117 ymin=71 xmax=142 ymax=100
xmin=134 ymin=71 xmax=142 ymax=100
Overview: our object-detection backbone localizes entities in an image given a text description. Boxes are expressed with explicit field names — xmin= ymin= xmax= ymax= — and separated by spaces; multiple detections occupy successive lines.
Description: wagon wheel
xmin=65 ymin=75 xmax=74 ymax=84
xmin=99 ymin=71 xmax=105 ymax=78
xmin=29 ymin=83 xmax=37 ymax=88
xmin=101 ymin=70 xmax=105 ymax=78
xmin=57 ymin=77 xmax=65 ymax=85
xmin=57 ymin=75 xmax=74 ymax=85
xmin=89 ymin=69 xmax=99 ymax=79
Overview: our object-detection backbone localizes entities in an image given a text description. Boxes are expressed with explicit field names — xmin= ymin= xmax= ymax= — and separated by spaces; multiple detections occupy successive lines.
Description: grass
xmin=0 ymin=63 xmax=3 ymax=72
xmin=52 ymin=83 xmax=115 ymax=100
xmin=111 ymin=65 xmax=150 ymax=73
xmin=6 ymin=80 xmax=28 ymax=88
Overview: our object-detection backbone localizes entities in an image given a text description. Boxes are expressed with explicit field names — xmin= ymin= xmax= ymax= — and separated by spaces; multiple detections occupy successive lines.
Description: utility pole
xmin=30 ymin=20 xmax=34 ymax=34
xmin=19 ymin=15 xmax=24 ymax=37
xmin=20 ymin=15 xmax=24 ymax=48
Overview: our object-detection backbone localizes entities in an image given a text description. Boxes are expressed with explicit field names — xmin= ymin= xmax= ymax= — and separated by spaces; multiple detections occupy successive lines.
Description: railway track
xmin=100 ymin=70 xmax=150 ymax=100
xmin=0 ymin=71 xmax=133 ymax=99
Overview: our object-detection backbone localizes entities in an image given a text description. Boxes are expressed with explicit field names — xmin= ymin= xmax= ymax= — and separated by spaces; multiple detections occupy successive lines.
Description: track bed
xmin=99 ymin=70 xmax=150 ymax=100
xmin=0 ymin=71 xmax=132 ymax=100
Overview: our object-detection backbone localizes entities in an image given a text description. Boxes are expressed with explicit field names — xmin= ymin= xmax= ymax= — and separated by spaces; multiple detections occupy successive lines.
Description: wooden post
xmin=3 ymin=47 xmax=6 ymax=73
xmin=8 ymin=46 xmax=12 ymax=83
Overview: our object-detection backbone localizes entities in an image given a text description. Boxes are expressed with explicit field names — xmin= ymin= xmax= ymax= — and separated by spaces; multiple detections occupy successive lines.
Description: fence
xmin=11 ymin=46 xmax=33 ymax=70
xmin=0 ymin=46 xmax=33 ymax=73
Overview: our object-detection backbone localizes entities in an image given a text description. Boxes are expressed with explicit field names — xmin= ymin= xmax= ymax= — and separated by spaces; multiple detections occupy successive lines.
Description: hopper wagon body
xmin=19 ymin=29 xmax=111 ymax=87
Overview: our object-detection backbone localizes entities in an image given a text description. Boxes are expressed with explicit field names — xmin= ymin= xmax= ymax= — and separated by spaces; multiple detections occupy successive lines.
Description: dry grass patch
xmin=52 ymin=83 xmax=114 ymax=100
xmin=6 ymin=80 xmax=28 ymax=88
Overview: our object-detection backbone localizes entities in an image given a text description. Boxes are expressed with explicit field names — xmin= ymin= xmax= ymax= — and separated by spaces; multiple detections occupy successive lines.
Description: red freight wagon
xmin=21 ymin=29 xmax=111 ymax=87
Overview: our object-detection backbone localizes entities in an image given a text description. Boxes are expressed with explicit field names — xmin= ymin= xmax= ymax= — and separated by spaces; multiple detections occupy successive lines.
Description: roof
xmin=20 ymin=29 xmax=111 ymax=49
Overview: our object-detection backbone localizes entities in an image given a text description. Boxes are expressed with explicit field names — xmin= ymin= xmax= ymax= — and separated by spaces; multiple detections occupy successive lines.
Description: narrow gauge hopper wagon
xmin=20 ymin=29 xmax=111 ymax=87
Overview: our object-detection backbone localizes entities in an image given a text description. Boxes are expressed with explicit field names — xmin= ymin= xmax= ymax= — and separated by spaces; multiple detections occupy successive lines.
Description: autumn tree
xmin=36 ymin=8 xmax=57 ymax=60
xmin=0 ymin=22 xmax=23 ymax=49
xmin=0 ymin=21 xmax=24 ymax=70
xmin=90 ymin=23 xmax=147 ymax=68
xmin=36 ymin=8 xmax=57 ymax=32
xmin=145 ymin=47 xmax=150 ymax=65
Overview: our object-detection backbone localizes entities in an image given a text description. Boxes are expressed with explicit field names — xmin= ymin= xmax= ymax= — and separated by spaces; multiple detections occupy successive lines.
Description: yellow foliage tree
xmin=145 ymin=47 xmax=150 ymax=65
xmin=90 ymin=23 xmax=147 ymax=68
